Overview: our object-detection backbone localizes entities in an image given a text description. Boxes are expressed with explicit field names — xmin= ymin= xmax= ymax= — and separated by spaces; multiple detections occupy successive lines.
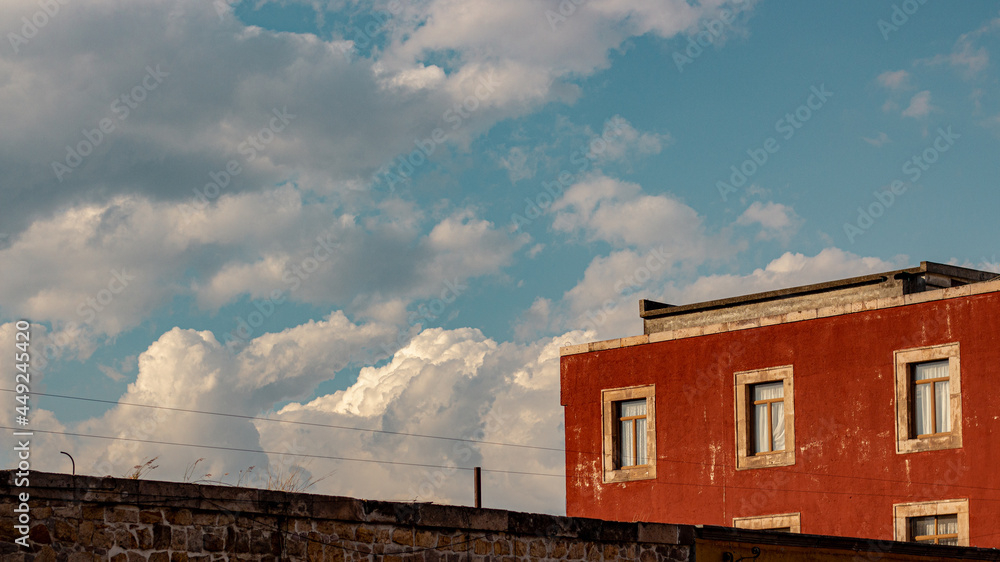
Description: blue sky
xmin=2 ymin=0 xmax=999 ymax=514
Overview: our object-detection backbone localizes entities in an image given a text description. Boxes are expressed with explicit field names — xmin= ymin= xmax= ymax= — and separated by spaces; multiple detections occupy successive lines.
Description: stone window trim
xmin=893 ymin=498 xmax=970 ymax=546
xmin=733 ymin=512 xmax=801 ymax=533
xmin=602 ymin=385 xmax=656 ymax=483
xmin=734 ymin=365 xmax=795 ymax=470
xmin=894 ymin=342 xmax=962 ymax=454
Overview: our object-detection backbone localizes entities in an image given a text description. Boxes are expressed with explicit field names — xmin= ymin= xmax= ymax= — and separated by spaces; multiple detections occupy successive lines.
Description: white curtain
xmin=911 ymin=516 xmax=935 ymax=542
xmin=935 ymin=380 xmax=950 ymax=433
xmin=635 ymin=417 xmax=647 ymax=465
xmin=914 ymin=361 xmax=949 ymax=435
xmin=753 ymin=382 xmax=783 ymax=453
xmin=620 ymin=419 xmax=635 ymax=467
xmin=619 ymin=399 xmax=646 ymax=466
xmin=914 ymin=383 xmax=931 ymax=436
xmin=938 ymin=515 xmax=958 ymax=545
xmin=771 ymin=401 xmax=785 ymax=451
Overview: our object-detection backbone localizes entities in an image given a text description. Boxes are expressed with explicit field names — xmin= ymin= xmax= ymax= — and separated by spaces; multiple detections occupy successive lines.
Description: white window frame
xmin=602 ymin=385 xmax=656 ymax=483
xmin=894 ymin=342 xmax=962 ymax=454
xmin=734 ymin=366 xmax=795 ymax=470
xmin=893 ymin=499 xmax=969 ymax=546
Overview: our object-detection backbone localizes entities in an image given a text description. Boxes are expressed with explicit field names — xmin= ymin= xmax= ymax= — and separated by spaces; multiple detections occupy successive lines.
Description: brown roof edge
xmin=695 ymin=525 xmax=1000 ymax=559
xmin=639 ymin=261 xmax=996 ymax=320
xmin=921 ymin=261 xmax=1000 ymax=282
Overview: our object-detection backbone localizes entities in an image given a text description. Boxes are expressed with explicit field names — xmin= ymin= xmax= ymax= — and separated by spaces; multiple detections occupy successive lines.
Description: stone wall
xmin=6 ymin=471 xmax=998 ymax=561
xmin=1 ymin=471 xmax=690 ymax=561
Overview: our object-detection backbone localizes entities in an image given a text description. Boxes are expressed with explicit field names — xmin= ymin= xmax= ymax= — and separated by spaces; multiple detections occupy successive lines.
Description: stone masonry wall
xmin=1 ymin=471 xmax=690 ymax=562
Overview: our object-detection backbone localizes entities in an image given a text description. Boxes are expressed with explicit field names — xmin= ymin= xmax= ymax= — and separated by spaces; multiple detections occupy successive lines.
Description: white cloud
xmin=550 ymin=175 xmax=718 ymax=253
xmin=902 ymin=90 xmax=933 ymax=118
xmin=263 ymin=327 xmax=567 ymax=513
xmin=735 ymin=201 xmax=804 ymax=243
xmin=15 ymin=311 xmax=402 ymax=482
xmin=877 ymin=70 xmax=910 ymax=90
xmin=673 ymin=248 xmax=908 ymax=305
xmin=0 ymin=186 xmax=525 ymax=349
xmin=590 ymin=116 xmax=671 ymax=165
xmin=11 ymin=321 xmax=570 ymax=513
xmin=917 ymin=19 xmax=996 ymax=77
xmin=513 ymin=297 xmax=552 ymax=341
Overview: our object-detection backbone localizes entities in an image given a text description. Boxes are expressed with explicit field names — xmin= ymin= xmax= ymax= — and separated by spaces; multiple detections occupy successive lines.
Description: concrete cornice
xmin=561 ymin=277 xmax=1000 ymax=358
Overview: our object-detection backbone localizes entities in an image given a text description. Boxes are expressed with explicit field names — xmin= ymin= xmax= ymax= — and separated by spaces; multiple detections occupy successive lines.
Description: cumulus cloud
xmin=6 ymin=0 xmax=672 ymax=238
xmin=902 ymin=91 xmax=933 ymax=118
xmin=550 ymin=175 xmax=718 ymax=252
xmin=673 ymin=248 xmax=908 ymax=305
xmin=262 ymin=327 xmax=567 ymax=513
xmin=589 ymin=117 xmax=671 ymax=165
xmin=10 ymin=321 xmax=570 ymax=514
xmin=15 ymin=312 xmax=401 ymax=481
xmin=735 ymin=201 xmax=804 ymax=243
xmin=0 ymin=185 xmax=525 ymax=351
xmin=544 ymin=175 xmax=742 ymax=339
xmin=877 ymin=70 xmax=910 ymax=90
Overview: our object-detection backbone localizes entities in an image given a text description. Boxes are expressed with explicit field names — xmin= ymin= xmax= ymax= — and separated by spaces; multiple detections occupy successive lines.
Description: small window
xmin=912 ymin=360 xmax=950 ymax=437
xmin=616 ymin=399 xmax=648 ymax=468
xmin=910 ymin=514 xmax=958 ymax=545
xmin=734 ymin=366 xmax=794 ymax=470
xmin=894 ymin=343 xmax=962 ymax=454
xmin=602 ymin=386 xmax=656 ymax=483
xmin=894 ymin=499 xmax=968 ymax=546
xmin=752 ymin=382 xmax=785 ymax=454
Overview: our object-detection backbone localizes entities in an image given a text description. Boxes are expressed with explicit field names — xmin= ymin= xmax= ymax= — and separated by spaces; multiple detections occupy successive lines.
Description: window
xmin=733 ymin=513 xmax=801 ymax=533
xmin=734 ymin=366 xmax=794 ymax=470
xmin=894 ymin=343 xmax=962 ymax=454
xmin=602 ymin=385 xmax=656 ymax=483
xmin=752 ymin=382 xmax=785 ymax=454
xmin=913 ymin=360 xmax=950 ymax=437
xmin=894 ymin=499 xmax=969 ymax=546
xmin=617 ymin=399 xmax=647 ymax=467
xmin=910 ymin=515 xmax=958 ymax=545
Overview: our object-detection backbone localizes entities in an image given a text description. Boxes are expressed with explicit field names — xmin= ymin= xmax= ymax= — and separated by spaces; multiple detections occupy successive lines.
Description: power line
xmin=0 ymin=426 xmax=558 ymax=479
xmin=0 ymin=388 xmax=563 ymax=453
xmin=12 ymin=425 xmax=1000 ymax=506
xmin=9 ymin=387 xmax=1000 ymax=495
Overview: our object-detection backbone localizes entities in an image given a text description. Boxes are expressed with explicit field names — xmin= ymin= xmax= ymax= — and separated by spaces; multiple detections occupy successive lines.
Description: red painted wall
xmin=561 ymin=291 xmax=1000 ymax=547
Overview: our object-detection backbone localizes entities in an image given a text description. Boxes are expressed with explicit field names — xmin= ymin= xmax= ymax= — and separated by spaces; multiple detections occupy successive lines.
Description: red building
xmin=560 ymin=262 xmax=1000 ymax=548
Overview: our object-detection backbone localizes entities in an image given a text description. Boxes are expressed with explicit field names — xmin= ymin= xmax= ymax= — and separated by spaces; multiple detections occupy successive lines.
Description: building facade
xmin=561 ymin=262 xmax=1000 ymax=548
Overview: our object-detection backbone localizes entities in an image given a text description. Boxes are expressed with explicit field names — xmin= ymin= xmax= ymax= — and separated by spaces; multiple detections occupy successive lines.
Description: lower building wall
xmin=1 ymin=471 xmax=691 ymax=562
xmin=4 ymin=472 xmax=996 ymax=561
